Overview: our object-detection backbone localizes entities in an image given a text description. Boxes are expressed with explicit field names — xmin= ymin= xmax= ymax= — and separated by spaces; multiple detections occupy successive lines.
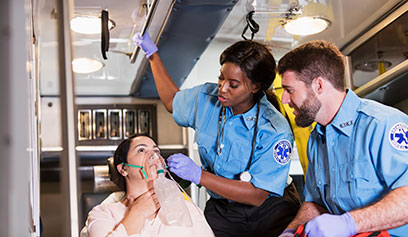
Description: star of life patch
xmin=389 ymin=123 xmax=408 ymax=151
xmin=273 ymin=140 xmax=292 ymax=165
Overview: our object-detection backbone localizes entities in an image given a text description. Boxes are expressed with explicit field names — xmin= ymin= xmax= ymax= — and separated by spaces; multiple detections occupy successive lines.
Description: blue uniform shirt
xmin=304 ymin=90 xmax=408 ymax=236
xmin=173 ymin=83 xmax=294 ymax=199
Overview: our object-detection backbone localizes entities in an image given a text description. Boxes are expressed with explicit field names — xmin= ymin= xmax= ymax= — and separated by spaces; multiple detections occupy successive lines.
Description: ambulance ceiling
xmin=37 ymin=0 xmax=407 ymax=100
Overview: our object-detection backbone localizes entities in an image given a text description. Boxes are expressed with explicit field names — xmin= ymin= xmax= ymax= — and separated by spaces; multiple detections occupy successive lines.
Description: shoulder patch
xmin=273 ymin=140 xmax=292 ymax=165
xmin=389 ymin=123 xmax=408 ymax=151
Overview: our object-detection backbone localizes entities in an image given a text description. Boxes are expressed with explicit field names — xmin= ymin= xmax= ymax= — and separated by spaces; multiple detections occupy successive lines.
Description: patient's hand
xmin=121 ymin=188 xmax=160 ymax=234
xmin=128 ymin=188 xmax=160 ymax=219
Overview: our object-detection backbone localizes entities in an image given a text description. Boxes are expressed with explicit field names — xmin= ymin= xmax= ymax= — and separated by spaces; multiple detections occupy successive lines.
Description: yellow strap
xmin=273 ymin=75 xmax=315 ymax=177
xmin=181 ymin=191 xmax=191 ymax=201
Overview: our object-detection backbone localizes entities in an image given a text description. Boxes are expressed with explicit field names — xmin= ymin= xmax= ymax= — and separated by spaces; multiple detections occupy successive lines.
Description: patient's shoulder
xmin=89 ymin=201 xmax=126 ymax=221
xmin=101 ymin=191 xmax=125 ymax=205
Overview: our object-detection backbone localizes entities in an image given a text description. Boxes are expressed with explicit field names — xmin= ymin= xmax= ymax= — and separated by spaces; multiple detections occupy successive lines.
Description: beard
xmin=293 ymin=91 xmax=321 ymax=127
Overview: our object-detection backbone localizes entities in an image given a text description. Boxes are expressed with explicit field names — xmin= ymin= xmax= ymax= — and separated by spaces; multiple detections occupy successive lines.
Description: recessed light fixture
xmin=72 ymin=58 xmax=104 ymax=74
xmin=284 ymin=16 xmax=330 ymax=36
xmin=355 ymin=60 xmax=392 ymax=72
xmin=283 ymin=1 xmax=333 ymax=36
xmin=70 ymin=15 xmax=116 ymax=34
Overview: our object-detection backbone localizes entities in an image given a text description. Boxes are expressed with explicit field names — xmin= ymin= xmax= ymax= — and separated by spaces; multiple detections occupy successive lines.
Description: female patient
xmin=86 ymin=134 xmax=213 ymax=236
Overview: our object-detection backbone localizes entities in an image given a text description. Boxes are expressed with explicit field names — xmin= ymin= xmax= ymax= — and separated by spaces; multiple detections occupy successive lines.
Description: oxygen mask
xmin=144 ymin=152 xmax=167 ymax=180
xmin=121 ymin=151 xmax=167 ymax=181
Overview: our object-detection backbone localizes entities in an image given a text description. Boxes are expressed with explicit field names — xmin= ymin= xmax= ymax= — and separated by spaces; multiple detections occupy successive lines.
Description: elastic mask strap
xmin=121 ymin=162 xmax=148 ymax=179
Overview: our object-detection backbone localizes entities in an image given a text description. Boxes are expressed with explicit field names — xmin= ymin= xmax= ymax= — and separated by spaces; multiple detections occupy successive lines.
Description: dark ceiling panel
xmin=133 ymin=0 xmax=237 ymax=98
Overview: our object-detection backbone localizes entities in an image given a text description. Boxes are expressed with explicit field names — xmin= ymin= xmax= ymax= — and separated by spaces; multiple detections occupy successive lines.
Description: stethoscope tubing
xmin=216 ymin=101 xmax=260 ymax=174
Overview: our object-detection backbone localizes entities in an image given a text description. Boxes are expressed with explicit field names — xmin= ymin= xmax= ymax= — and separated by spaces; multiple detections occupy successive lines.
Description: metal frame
xmin=123 ymin=109 xmax=137 ymax=138
xmin=93 ymin=109 xmax=107 ymax=139
xmin=342 ymin=1 xmax=408 ymax=55
xmin=77 ymin=104 xmax=157 ymax=145
xmin=354 ymin=59 xmax=408 ymax=97
xmin=129 ymin=0 xmax=176 ymax=94
xmin=340 ymin=1 xmax=408 ymax=97
xmin=108 ymin=109 xmax=122 ymax=140
xmin=138 ymin=109 xmax=152 ymax=136
xmin=78 ymin=109 xmax=92 ymax=141
xmin=130 ymin=0 xmax=159 ymax=63
xmin=56 ymin=0 xmax=80 ymax=234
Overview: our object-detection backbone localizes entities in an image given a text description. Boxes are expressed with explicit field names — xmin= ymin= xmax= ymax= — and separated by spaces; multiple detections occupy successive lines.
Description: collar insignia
xmin=340 ymin=120 xmax=353 ymax=128
xmin=246 ymin=116 xmax=256 ymax=121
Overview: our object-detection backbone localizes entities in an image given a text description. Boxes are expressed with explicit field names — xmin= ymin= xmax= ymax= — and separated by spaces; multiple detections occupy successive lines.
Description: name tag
xmin=340 ymin=120 xmax=353 ymax=128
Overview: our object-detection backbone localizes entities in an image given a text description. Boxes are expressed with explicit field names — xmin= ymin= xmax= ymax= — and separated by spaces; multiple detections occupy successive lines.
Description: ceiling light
xmin=284 ymin=16 xmax=330 ymax=36
xmin=283 ymin=1 xmax=333 ymax=36
xmin=355 ymin=60 xmax=392 ymax=72
xmin=71 ymin=16 xmax=116 ymax=34
xmin=72 ymin=58 xmax=104 ymax=74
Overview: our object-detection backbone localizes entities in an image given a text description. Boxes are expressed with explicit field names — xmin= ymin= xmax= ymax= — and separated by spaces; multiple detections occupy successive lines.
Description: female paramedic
xmin=134 ymin=33 xmax=301 ymax=236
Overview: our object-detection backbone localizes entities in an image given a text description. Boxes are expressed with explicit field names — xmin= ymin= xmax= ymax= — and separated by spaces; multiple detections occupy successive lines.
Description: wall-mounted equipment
xmin=123 ymin=109 xmax=137 ymax=138
xmin=78 ymin=109 xmax=92 ymax=141
xmin=108 ymin=109 xmax=122 ymax=140
xmin=138 ymin=110 xmax=151 ymax=135
xmin=77 ymin=104 xmax=157 ymax=145
xmin=93 ymin=109 xmax=107 ymax=140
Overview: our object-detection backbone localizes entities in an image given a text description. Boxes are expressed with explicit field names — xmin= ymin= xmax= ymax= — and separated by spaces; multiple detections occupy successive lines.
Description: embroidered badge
xmin=273 ymin=140 xmax=292 ymax=165
xmin=389 ymin=123 xmax=408 ymax=151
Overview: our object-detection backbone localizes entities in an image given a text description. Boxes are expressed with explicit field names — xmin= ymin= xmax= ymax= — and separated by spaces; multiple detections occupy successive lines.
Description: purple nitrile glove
xmin=132 ymin=32 xmax=158 ymax=58
xmin=278 ymin=229 xmax=295 ymax=237
xmin=305 ymin=212 xmax=357 ymax=237
xmin=167 ymin=153 xmax=202 ymax=185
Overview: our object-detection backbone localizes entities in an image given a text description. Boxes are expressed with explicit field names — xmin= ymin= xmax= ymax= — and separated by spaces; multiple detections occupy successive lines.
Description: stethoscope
xmin=216 ymin=101 xmax=260 ymax=182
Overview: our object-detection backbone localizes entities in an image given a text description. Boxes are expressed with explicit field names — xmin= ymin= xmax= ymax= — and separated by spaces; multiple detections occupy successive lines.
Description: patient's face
xmin=126 ymin=136 xmax=162 ymax=180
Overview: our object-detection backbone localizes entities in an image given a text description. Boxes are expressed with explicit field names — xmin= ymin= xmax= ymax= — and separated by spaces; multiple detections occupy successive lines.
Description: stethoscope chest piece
xmin=240 ymin=171 xmax=252 ymax=182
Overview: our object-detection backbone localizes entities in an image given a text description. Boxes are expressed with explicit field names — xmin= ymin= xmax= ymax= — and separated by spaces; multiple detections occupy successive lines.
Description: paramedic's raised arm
xmin=133 ymin=33 xmax=179 ymax=113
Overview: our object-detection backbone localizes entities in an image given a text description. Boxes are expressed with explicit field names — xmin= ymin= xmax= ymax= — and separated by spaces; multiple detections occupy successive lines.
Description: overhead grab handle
xmin=101 ymin=10 xmax=110 ymax=60
xmin=130 ymin=0 xmax=159 ymax=63
xmin=241 ymin=11 xmax=259 ymax=40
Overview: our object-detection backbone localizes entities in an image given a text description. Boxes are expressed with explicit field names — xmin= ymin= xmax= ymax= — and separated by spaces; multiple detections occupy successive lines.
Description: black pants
xmin=204 ymin=182 xmax=301 ymax=237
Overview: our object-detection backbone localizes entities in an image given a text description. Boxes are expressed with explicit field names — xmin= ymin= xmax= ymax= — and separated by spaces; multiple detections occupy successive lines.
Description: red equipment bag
xmin=294 ymin=224 xmax=390 ymax=237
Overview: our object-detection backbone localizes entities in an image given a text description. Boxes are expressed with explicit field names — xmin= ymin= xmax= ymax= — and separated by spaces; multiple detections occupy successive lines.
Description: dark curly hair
xmin=220 ymin=40 xmax=276 ymax=99
xmin=110 ymin=134 xmax=158 ymax=192
xmin=277 ymin=40 xmax=345 ymax=91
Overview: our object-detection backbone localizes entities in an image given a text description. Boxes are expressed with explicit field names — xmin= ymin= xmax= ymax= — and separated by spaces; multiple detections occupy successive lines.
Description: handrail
xmin=342 ymin=1 xmax=408 ymax=55
xmin=130 ymin=0 xmax=159 ymax=63
xmin=56 ymin=0 xmax=80 ymax=235
xmin=355 ymin=59 xmax=408 ymax=97
xmin=129 ymin=0 xmax=176 ymax=95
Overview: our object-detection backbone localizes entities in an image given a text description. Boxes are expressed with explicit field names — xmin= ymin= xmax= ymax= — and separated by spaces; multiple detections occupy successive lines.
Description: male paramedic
xmin=277 ymin=40 xmax=408 ymax=236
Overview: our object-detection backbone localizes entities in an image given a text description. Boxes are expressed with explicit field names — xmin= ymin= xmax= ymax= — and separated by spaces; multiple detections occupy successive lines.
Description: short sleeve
xmin=249 ymin=130 xmax=293 ymax=196
xmin=172 ymin=85 xmax=204 ymax=128
xmin=369 ymin=116 xmax=408 ymax=190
